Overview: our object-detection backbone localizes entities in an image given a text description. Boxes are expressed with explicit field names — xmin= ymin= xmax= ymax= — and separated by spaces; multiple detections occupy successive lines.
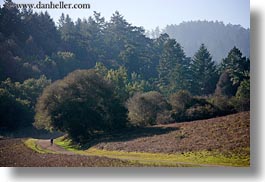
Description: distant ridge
xmin=148 ymin=21 xmax=250 ymax=63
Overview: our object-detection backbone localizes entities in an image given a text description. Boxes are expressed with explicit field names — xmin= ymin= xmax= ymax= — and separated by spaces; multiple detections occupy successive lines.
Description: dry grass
xmin=92 ymin=112 xmax=250 ymax=155
xmin=1 ymin=112 xmax=250 ymax=167
xmin=0 ymin=138 xmax=144 ymax=167
xmin=54 ymin=112 xmax=250 ymax=167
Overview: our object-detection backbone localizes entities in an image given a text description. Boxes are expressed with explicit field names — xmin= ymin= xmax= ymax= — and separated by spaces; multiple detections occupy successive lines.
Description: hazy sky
xmin=1 ymin=0 xmax=250 ymax=30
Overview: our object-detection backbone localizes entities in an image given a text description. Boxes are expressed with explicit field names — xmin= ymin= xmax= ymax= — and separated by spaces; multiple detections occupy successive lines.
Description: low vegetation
xmin=54 ymin=137 xmax=249 ymax=166
xmin=24 ymin=138 xmax=56 ymax=154
xmin=126 ymin=91 xmax=171 ymax=126
xmin=50 ymin=112 xmax=249 ymax=167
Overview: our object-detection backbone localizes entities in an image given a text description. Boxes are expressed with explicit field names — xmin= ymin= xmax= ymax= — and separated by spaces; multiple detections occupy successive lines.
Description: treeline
xmin=0 ymin=1 xmax=250 ymax=142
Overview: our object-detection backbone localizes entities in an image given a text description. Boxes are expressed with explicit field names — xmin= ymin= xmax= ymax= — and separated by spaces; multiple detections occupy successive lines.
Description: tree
xmin=235 ymin=79 xmax=250 ymax=111
xmin=95 ymin=62 xmax=151 ymax=102
xmin=34 ymin=69 xmax=127 ymax=143
xmin=105 ymin=66 xmax=129 ymax=101
xmin=221 ymin=47 xmax=250 ymax=86
xmin=158 ymin=39 xmax=191 ymax=95
xmin=126 ymin=91 xmax=170 ymax=126
xmin=191 ymin=44 xmax=218 ymax=95
xmin=0 ymin=0 xmax=22 ymax=39
xmin=215 ymin=71 xmax=237 ymax=97
xmin=0 ymin=76 xmax=51 ymax=108
xmin=0 ymin=88 xmax=33 ymax=130
xmin=0 ymin=76 xmax=50 ymax=130
xmin=19 ymin=75 xmax=51 ymax=107
xmin=162 ymin=21 xmax=250 ymax=63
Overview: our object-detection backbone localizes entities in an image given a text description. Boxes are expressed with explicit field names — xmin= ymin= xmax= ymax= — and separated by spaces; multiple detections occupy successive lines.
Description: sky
xmin=1 ymin=0 xmax=250 ymax=30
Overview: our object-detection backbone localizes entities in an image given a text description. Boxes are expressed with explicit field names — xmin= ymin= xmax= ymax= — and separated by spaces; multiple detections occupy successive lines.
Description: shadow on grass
xmin=80 ymin=126 xmax=179 ymax=150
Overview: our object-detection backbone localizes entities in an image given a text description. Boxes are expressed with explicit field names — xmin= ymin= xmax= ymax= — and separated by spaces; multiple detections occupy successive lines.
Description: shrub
xmin=185 ymin=104 xmax=218 ymax=121
xmin=169 ymin=90 xmax=192 ymax=122
xmin=235 ymin=79 xmax=250 ymax=111
xmin=209 ymin=96 xmax=236 ymax=115
xmin=126 ymin=91 xmax=171 ymax=126
xmin=169 ymin=90 xmax=192 ymax=112
xmin=156 ymin=110 xmax=174 ymax=124
xmin=169 ymin=92 xmax=221 ymax=122
xmin=215 ymin=71 xmax=237 ymax=97
xmin=34 ymin=69 xmax=127 ymax=143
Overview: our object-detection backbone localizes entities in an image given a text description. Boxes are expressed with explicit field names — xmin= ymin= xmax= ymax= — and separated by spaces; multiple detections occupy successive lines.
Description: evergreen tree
xmin=191 ymin=44 xmax=218 ymax=95
xmin=221 ymin=47 xmax=250 ymax=86
xmin=158 ymin=39 xmax=191 ymax=95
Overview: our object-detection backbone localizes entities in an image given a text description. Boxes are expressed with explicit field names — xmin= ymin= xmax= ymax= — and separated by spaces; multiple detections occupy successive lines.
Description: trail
xmin=36 ymin=139 xmax=75 ymax=155
xmin=35 ymin=139 xmax=227 ymax=167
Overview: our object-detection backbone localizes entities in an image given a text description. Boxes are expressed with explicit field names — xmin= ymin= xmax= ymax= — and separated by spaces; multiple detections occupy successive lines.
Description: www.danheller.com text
xmin=6 ymin=1 xmax=91 ymax=9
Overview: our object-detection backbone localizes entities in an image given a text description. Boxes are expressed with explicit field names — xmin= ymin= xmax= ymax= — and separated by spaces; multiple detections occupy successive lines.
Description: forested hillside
xmin=0 ymin=1 xmax=250 ymax=144
xmin=147 ymin=21 xmax=250 ymax=63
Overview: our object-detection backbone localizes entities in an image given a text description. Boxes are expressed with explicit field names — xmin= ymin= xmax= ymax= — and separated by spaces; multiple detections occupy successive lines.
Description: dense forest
xmin=0 ymin=1 xmax=250 ymax=143
xmin=146 ymin=21 xmax=250 ymax=63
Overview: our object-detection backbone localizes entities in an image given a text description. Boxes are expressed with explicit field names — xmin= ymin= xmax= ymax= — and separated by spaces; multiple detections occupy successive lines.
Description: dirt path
xmin=36 ymin=139 xmax=75 ymax=155
xmin=34 ymin=139 xmax=226 ymax=167
xmin=0 ymin=139 xmax=140 ymax=167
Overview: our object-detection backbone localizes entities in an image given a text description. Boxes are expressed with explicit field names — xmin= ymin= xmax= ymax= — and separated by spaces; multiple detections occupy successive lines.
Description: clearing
xmin=0 ymin=112 xmax=250 ymax=167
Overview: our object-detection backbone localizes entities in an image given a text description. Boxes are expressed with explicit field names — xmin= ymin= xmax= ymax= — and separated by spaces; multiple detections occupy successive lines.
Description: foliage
xmin=191 ymin=44 xmax=219 ymax=95
xmin=209 ymin=96 xmax=236 ymax=115
xmin=0 ymin=88 xmax=33 ymax=130
xmin=235 ymin=79 xmax=250 ymax=111
xmin=169 ymin=90 xmax=193 ymax=112
xmin=158 ymin=38 xmax=191 ymax=95
xmin=168 ymin=91 xmax=222 ymax=122
xmin=34 ymin=69 xmax=127 ymax=143
xmin=185 ymin=104 xmax=218 ymax=121
xmin=0 ymin=75 xmax=51 ymax=108
xmin=169 ymin=90 xmax=192 ymax=121
xmin=0 ymin=76 xmax=50 ymax=130
xmin=95 ymin=62 xmax=151 ymax=102
xmin=126 ymin=91 xmax=170 ymax=126
xmin=220 ymin=47 xmax=250 ymax=86
xmin=215 ymin=71 xmax=237 ymax=97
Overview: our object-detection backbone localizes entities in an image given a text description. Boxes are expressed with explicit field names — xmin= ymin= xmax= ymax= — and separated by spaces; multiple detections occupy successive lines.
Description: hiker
xmin=50 ymin=138 xmax=54 ymax=146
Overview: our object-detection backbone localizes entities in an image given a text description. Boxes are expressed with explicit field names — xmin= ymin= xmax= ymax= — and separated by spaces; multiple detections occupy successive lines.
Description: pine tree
xmin=191 ymin=44 xmax=218 ymax=95
xmin=221 ymin=47 xmax=250 ymax=86
xmin=158 ymin=39 xmax=191 ymax=95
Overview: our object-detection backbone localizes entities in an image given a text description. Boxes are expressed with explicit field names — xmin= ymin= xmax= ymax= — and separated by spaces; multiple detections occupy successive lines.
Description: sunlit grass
xmin=54 ymin=136 xmax=249 ymax=167
xmin=23 ymin=138 xmax=56 ymax=154
xmin=54 ymin=136 xmax=80 ymax=152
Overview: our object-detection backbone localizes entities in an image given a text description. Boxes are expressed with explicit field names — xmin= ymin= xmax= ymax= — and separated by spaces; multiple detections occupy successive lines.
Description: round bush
xmin=126 ymin=91 xmax=170 ymax=126
xmin=34 ymin=69 xmax=127 ymax=143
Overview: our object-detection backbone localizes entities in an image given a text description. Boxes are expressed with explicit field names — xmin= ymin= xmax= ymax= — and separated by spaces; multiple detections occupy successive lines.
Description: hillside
xmin=161 ymin=21 xmax=250 ymax=62
xmin=90 ymin=112 xmax=250 ymax=155
xmin=0 ymin=112 xmax=250 ymax=167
